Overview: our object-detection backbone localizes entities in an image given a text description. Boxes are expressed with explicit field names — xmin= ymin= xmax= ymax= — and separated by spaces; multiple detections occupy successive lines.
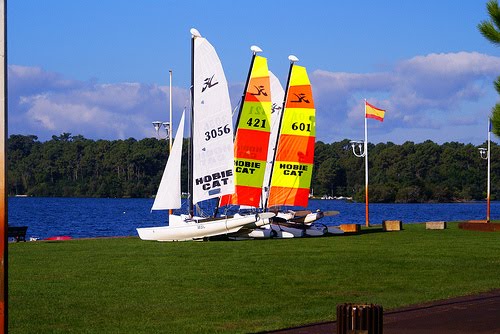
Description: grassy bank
xmin=8 ymin=223 xmax=500 ymax=333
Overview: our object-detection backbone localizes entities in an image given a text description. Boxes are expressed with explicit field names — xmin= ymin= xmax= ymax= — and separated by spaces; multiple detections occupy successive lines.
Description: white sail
xmin=136 ymin=29 xmax=277 ymax=242
xmin=151 ymin=111 xmax=185 ymax=211
xmin=192 ymin=35 xmax=235 ymax=204
xmin=262 ymin=71 xmax=285 ymax=205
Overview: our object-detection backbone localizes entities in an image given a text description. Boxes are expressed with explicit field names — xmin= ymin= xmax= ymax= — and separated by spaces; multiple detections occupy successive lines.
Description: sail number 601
xmin=291 ymin=122 xmax=311 ymax=132
xmin=205 ymin=124 xmax=231 ymax=141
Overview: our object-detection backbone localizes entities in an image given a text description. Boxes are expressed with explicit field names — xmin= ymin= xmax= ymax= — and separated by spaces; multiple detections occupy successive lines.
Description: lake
xmin=7 ymin=197 xmax=500 ymax=240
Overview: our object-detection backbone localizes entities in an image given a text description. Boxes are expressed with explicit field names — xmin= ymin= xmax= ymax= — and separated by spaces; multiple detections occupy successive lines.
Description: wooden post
xmin=0 ymin=0 xmax=7 ymax=332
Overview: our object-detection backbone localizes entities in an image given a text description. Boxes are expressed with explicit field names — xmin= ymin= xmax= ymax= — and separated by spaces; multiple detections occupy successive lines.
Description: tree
xmin=316 ymin=157 xmax=342 ymax=196
xmin=478 ymin=0 xmax=500 ymax=137
xmin=6 ymin=134 xmax=497 ymax=202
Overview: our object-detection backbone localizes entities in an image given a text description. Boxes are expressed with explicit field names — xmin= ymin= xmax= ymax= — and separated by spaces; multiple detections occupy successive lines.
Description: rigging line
xmin=232 ymin=99 xmax=242 ymax=118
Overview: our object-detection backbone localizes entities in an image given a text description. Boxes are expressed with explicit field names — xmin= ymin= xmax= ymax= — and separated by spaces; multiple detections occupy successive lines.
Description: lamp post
xmin=152 ymin=121 xmax=170 ymax=140
xmin=349 ymin=140 xmax=369 ymax=227
xmin=478 ymin=119 xmax=491 ymax=223
xmin=350 ymin=140 xmax=366 ymax=158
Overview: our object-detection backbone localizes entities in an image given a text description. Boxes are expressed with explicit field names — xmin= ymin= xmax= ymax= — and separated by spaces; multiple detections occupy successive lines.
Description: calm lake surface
xmin=7 ymin=197 xmax=500 ymax=240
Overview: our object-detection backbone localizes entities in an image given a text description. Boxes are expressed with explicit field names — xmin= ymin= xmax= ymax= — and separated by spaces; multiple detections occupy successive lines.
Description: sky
xmin=7 ymin=0 xmax=500 ymax=145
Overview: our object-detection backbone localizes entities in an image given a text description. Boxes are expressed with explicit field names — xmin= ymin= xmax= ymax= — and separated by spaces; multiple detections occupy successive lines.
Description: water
xmin=7 ymin=197 xmax=500 ymax=240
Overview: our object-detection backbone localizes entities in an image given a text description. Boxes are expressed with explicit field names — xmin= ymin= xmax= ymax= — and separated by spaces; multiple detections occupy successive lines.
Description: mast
xmin=169 ymin=70 xmax=173 ymax=152
xmin=169 ymin=69 xmax=173 ymax=216
xmin=233 ymin=46 xmax=262 ymax=134
xmin=264 ymin=55 xmax=298 ymax=210
xmin=189 ymin=28 xmax=200 ymax=217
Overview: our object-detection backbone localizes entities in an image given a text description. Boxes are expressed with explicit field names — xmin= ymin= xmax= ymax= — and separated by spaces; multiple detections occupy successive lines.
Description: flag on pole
xmin=365 ymin=101 xmax=385 ymax=122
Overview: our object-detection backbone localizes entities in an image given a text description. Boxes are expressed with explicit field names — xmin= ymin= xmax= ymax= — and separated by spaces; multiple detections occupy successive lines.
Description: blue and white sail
xmin=192 ymin=31 xmax=235 ymax=204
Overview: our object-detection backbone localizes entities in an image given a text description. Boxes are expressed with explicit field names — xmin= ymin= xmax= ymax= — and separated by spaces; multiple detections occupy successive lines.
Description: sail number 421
xmin=205 ymin=124 xmax=231 ymax=141
xmin=291 ymin=122 xmax=311 ymax=132
xmin=246 ymin=118 xmax=266 ymax=128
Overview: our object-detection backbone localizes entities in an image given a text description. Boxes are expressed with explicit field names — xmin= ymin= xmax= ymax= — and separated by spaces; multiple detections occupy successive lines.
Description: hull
xmin=273 ymin=230 xmax=296 ymax=238
xmin=305 ymin=213 xmax=320 ymax=224
xmin=269 ymin=223 xmax=305 ymax=238
xmin=228 ymin=228 xmax=275 ymax=240
xmin=137 ymin=213 xmax=274 ymax=241
xmin=327 ymin=226 xmax=344 ymax=235
xmin=270 ymin=220 xmax=327 ymax=237
xmin=304 ymin=224 xmax=327 ymax=236
xmin=45 ymin=236 xmax=72 ymax=241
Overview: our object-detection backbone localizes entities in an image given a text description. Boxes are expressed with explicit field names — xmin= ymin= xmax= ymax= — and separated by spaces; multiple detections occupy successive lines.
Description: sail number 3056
xmin=205 ymin=124 xmax=231 ymax=141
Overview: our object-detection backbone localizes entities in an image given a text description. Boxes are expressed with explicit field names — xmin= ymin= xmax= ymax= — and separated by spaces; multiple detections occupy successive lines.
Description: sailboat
xmin=222 ymin=54 xmax=340 ymax=239
xmin=224 ymin=55 xmax=336 ymax=239
xmin=217 ymin=46 xmax=282 ymax=239
xmin=136 ymin=29 xmax=273 ymax=242
xmin=219 ymin=46 xmax=272 ymax=208
xmin=263 ymin=55 xmax=342 ymax=237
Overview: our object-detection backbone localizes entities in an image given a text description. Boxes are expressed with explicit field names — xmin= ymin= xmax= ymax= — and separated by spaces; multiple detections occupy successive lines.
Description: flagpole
xmin=364 ymin=99 xmax=369 ymax=227
xmin=487 ymin=118 xmax=491 ymax=222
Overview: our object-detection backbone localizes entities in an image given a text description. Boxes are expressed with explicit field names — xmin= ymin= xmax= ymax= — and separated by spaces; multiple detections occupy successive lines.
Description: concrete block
xmin=426 ymin=221 xmax=447 ymax=230
xmin=383 ymin=220 xmax=402 ymax=231
xmin=340 ymin=224 xmax=360 ymax=233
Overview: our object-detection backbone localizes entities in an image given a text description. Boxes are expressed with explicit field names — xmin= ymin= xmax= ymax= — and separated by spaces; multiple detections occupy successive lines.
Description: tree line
xmin=7 ymin=133 xmax=499 ymax=203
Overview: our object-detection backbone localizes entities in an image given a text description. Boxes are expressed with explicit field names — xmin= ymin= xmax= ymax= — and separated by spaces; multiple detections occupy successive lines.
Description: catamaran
xmin=213 ymin=46 xmax=288 ymax=239
xmin=223 ymin=54 xmax=341 ymax=238
xmin=136 ymin=29 xmax=273 ymax=241
xmin=265 ymin=56 xmax=342 ymax=236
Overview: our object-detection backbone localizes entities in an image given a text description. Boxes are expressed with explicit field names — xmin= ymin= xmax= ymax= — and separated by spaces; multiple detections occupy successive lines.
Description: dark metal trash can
xmin=336 ymin=303 xmax=383 ymax=334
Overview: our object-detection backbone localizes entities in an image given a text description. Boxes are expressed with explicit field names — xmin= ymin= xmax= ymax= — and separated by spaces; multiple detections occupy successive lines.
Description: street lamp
xmin=349 ymin=139 xmax=369 ymax=226
xmin=349 ymin=140 xmax=366 ymax=157
xmin=478 ymin=118 xmax=491 ymax=223
xmin=478 ymin=147 xmax=488 ymax=160
xmin=152 ymin=121 xmax=170 ymax=139
xmin=152 ymin=121 xmax=161 ymax=136
xmin=162 ymin=122 xmax=170 ymax=140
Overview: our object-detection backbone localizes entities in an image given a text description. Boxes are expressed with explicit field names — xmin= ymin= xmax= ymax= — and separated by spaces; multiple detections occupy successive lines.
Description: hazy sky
xmin=7 ymin=0 xmax=500 ymax=144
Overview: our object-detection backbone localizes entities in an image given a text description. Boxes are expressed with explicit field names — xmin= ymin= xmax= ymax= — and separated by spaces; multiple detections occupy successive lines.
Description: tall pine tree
xmin=478 ymin=0 xmax=500 ymax=136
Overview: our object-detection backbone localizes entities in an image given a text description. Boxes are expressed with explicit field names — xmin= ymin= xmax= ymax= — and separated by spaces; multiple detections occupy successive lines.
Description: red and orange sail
xmin=267 ymin=65 xmax=315 ymax=208
xmin=220 ymin=55 xmax=272 ymax=207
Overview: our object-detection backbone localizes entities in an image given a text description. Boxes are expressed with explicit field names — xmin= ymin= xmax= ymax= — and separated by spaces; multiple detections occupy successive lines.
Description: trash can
xmin=336 ymin=303 xmax=383 ymax=334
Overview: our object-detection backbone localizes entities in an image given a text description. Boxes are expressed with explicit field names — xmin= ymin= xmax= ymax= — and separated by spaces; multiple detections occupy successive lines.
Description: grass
xmin=8 ymin=223 xmax=500 ymax=333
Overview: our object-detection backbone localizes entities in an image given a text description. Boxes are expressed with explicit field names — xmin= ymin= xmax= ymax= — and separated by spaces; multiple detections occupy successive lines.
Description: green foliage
xmin=479 ymin=0 xmax=500 ymax=137
xmin=492 ymin=103 xmax=500 ymax=136
xmin=8 ymin=134 xmax=170 ymax=198
xmin=7 ymin=134 xmax=499 ymax=202
xmin=478 ymin=0 xmax=500 ymax=43
xmin=8 ymin=224 xmax=500 ymax=333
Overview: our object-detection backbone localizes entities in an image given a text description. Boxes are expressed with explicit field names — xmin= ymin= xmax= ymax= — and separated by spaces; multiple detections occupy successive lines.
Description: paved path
xmin=265 ymin=289 xmax=500 ymax=334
